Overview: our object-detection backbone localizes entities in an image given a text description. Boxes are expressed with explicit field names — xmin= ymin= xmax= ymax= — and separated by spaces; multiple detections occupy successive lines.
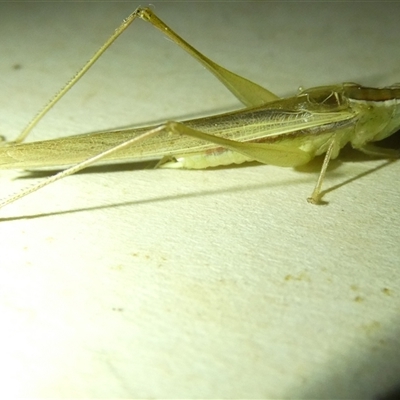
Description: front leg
xmin=358 ymin=143 xmax=400 ymax=159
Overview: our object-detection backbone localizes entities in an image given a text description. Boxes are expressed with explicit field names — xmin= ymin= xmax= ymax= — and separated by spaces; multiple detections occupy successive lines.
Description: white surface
xmin=0 ymin=2 xmax=400 ymax=398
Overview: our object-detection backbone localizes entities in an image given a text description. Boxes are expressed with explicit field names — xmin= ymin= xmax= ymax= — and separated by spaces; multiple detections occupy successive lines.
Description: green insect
xmin=1 ymin=7 xmax=399 ymax=208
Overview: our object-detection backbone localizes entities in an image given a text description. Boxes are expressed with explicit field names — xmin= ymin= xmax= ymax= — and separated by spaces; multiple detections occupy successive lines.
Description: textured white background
xmin=0 ymin=1 xmax=399 ymax=398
